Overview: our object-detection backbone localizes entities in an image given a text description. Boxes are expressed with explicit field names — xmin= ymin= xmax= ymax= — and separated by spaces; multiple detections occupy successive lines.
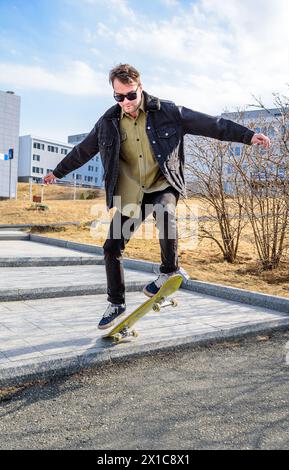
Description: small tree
xmin=232 ymin=90 xmax=289 ymax=270
xmin=185 ymin=135 xmax=249 ymax=263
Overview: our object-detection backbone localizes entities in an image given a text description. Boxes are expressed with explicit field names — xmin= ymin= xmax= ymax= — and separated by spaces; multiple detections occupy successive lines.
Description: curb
xmin=1 ymin=317 xmax=289 ymax=388
xmin=0 ymin=256 xmax=104 ymax=267
xmin=27 ymin=233 xmax=289 ymax=314
xmin=0 ymin=233 xmax=29 ymax=241
xmin=182 ymin=279 xmax=289 ymax=315
xmin=0 ymin=281 xmax=146 ymax=302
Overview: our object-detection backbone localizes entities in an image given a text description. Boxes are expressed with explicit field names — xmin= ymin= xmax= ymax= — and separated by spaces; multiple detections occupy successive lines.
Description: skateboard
xmin=102 ymin=274 xmax=183 ymax=344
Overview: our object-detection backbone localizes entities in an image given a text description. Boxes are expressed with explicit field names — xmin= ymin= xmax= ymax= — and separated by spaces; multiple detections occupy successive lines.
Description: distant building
xmin=68 ymin=133 xmax=104 ymax=187
xmin=0 ymin=90 xmax=21 ymax=199
xmin=185 ymin=107 xmax=285 ymax=193
xmin=19 ymin=134 xmax=104 ymax=187
xmin=18 ymin=135 xmax=73 ymax=184
xmin=220 ymin=107 xmax=282 ymax=161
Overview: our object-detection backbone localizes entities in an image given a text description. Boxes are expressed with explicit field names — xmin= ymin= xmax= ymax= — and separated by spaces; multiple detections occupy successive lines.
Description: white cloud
xmin=83 ymin=0 xmax=289 ymax=112
xmin=3 ymin=0 xmax=288 ymax=116
xmin=0 ymin=61 xmax=110 ymax=96
xmin=160 ymin=0 xmax=180 ymax=6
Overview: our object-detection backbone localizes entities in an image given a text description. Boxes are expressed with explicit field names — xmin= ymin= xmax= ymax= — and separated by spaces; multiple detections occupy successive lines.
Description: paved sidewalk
xmin=0 ymin=239 xmax=101 ymax=260
xmin=0 ymin=265 xmax=153 ymax=301
xmin=1 ymin=232 xmax=289 ymax=387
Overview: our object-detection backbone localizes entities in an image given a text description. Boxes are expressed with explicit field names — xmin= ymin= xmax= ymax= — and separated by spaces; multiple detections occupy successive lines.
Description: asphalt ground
xmin=1 ymin=329 xmax=289 ymax=450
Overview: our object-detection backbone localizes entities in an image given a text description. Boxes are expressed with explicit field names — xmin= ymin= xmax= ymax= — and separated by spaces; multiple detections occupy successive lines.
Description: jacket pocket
xmin=157 ymin=127 xmax=179 ymax=169
xmin=99 ymin=134 xmax=114 ymax=147
xmin=99 ymin=134 xmax=114 ymax=175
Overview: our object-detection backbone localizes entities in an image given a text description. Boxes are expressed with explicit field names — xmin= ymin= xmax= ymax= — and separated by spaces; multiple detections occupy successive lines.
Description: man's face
xmin=113 ymin=78 xmax=143 ymax=115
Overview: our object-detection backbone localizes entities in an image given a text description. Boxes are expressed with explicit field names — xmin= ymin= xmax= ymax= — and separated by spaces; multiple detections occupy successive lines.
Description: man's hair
xmin=109 ymin=64 xmax=141 ymax=86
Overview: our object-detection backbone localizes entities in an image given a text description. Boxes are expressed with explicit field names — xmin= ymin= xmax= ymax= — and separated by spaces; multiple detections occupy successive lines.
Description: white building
xmin=0 ymin=90 xmax=21 ymax=199
xmin=68 ymin=133 xmax=104 ymax=187
xmin=220 ymin=108 xmax=284 ymax=186
xmin=19 ymin=134 xmax=104 ymax=187
xmin=185 ymin=107 xmax=284 ymax=193
xmin=18 ymin=135 xmax=73 ymax=184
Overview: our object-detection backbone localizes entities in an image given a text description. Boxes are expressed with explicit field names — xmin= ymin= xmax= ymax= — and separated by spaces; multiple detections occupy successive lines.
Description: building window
xmin=95 ymin=177 xmax=98 ymax=183
xmin=33 ymin=154 xmax=40 ymax=161
xmin=88 ymin=165 xmax=94 ymax=171
xmin=61 ymin=148 xmax=68 ymax=155
xmin=95 ymin=166 xmax=98 ymax=172
xmin=46 ymin=169 xmax=53 ymax=174
xmin=48 ymin=145 xmax=59 ymax=153
xmin=33 ymin=142 xmax=45 ymax=150
xmin=32 ymin=167 xmax=44 ymax=174
xmin=76 ymin=174 xmax=81 ymax=180
xmin=227 ymin=164 xmax=233 ymax=175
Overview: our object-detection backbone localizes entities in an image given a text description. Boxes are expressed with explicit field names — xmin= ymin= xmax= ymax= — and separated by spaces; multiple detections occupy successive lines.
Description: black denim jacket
xmin=53 ymin=91 xmax=255 ymax=209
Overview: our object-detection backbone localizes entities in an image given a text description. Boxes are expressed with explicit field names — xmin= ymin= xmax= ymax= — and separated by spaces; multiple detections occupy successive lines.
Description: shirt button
xmin=152 ymin=141 xmax=156 ymax=144
xmin=147 ymin=126 xmax=151 ymax=130
xmin=157 ymin=155 xmax=161 ymax=158
xmin=137 ymin=138 xmax=140 ymax=141
xmin=139 ymin=155 xmax=142 ymax=158
xmin=165 ymin=133 xmax=169 ymax=136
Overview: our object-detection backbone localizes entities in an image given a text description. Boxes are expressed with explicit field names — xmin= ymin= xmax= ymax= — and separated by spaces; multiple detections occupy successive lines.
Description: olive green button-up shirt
xmin=114 ymin=94 xmax=170 ymax=218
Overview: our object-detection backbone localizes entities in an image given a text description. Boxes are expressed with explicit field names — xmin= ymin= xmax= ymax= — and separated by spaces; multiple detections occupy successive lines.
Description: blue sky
xmin=0 ymin=0 xmax=288 ymax=142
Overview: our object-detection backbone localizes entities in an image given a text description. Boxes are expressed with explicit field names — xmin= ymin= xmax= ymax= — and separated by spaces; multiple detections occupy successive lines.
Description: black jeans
xmin=103 ymin=186 xmax=179 ymax=304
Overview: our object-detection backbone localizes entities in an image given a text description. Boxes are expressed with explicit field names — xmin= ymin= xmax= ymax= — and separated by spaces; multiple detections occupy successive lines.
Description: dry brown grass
xmin=1 ymin=183 xmax=289 ymax=298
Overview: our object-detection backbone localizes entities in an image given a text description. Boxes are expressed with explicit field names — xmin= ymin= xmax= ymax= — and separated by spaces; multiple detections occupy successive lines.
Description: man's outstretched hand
xmin=44 ymin=172 xmax=57 ymax=184
xmin=251 ymin=133 xmax=271 ymax=149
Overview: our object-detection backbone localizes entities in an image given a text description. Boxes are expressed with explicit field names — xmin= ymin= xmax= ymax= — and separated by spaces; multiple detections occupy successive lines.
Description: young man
xmin=44 ymin=63 xmax=270 ymax=329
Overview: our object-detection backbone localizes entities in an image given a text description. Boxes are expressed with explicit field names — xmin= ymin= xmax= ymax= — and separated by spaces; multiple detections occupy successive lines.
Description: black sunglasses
xmin=113 ymin=85 xmax=139 ymax=102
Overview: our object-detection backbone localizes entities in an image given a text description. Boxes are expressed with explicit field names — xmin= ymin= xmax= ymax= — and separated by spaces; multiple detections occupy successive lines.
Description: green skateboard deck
xmin=103 ymin=274 xmax=183 ymax=343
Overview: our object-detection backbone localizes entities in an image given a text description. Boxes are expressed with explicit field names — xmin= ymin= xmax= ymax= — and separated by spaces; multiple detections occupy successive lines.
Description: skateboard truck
xmin=113 ymin=327 xmax=138 ymax=344
xmin=152 ymin=297 xmax=178 ymax=312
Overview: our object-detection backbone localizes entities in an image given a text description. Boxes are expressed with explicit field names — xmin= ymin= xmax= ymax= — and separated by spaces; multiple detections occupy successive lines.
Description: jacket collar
xmin=103 ymin=91 xmax=161 ymax=119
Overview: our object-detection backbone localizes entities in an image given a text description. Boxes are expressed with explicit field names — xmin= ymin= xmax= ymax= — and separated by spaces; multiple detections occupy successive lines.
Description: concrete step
xmin=0 ymin=256 xmax=104 ymax=267
xmin=0 ymin=265 xmax=154 ymax=301
xmin=0 ymin=239 xmax=101 ymax=259
xmin=1 ymin=289 xmax=289 ymax=387
xmin=0 ymin=231 xmax=29 ymax=241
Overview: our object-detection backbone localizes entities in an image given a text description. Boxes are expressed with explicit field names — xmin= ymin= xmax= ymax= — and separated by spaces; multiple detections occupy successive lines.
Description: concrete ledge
xmin=29 ymin=234 xmax=104 ymax=255
xmin=182 ymin=278 xmax=289 ymax=315
xmin=1 ymin=317 xmax=289 ymax=388
xmin=0 ymin=232 xmax=29 ymax=241
xmin=29 ymin=234 xmax=159 ymax=272
xmin=11 ymin=233 xmax=289 ymax=315
xmin=0 ymin=281 xmax=145 ymax=302
xmin=0 ymin=256 xmax=104 ymax=267
xmin=0 ymin=222 xmax=80 ymax=230
xmin=123 ymin=258 xmax=159 ymax=273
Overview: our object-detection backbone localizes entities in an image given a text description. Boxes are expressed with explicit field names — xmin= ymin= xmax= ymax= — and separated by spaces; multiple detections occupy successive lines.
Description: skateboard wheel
xmin=153 ymin=303 xmax=161 ymax=312
xmin=113 ymin=333 xmax=122 ymax=344
xmin=131 ymin=330 xmax=139 ymax=337
xmin=171 ymin=299 xmax=178 ymax=307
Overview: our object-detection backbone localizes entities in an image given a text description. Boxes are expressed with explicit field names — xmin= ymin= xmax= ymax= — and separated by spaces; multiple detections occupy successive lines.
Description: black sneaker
xmin=143 ymin=272 xmax=177 ymax=297
xmin=98 ymin=303 xmax=126 ymax=330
